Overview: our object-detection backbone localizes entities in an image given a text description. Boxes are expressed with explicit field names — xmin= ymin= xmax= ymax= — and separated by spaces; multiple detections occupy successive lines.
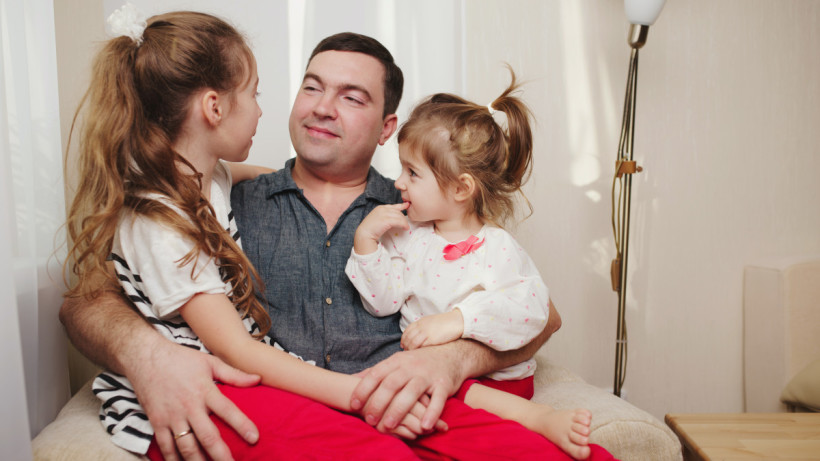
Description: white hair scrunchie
xmin=487 ymin=103 xmax=496 ymax=116
xmin=107 ymin=2 xmax=147 ymax=45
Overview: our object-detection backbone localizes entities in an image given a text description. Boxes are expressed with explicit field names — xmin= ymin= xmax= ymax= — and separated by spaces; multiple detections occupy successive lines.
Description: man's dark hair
xmin=309 ymin=32 xmax=403 ymax=117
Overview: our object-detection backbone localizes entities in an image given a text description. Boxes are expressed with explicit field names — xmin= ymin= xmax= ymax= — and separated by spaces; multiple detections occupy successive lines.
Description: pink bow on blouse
xmin=442 ymin=235 xmax=485 ymax=261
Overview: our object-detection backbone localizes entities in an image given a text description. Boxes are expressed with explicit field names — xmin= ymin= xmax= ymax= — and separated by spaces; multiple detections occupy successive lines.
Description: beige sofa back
xmin=743 ymin=255 xmax=820 ymax=412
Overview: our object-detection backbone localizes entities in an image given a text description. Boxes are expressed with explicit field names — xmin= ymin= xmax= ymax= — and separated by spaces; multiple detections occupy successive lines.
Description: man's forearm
xmin=59 ymin=288 xmax=159 ymax=376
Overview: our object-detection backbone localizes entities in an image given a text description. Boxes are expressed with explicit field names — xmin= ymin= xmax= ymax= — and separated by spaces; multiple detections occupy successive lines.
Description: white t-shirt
xmin=93 ymin=162 xmax=280 ymax=453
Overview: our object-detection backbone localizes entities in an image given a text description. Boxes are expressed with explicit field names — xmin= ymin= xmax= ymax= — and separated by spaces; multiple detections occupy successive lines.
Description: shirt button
xmin=326 ymin=354 xmax=331 ymax=363
xmin=325 ymin=297 xmax=332 ymax=305
xmin=326 ymin=240 xmax=331 ymax=247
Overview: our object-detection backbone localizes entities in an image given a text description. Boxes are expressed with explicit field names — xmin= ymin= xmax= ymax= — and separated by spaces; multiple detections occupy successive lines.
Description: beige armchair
xmin=33 ymin=351 xmax=681 ymax=460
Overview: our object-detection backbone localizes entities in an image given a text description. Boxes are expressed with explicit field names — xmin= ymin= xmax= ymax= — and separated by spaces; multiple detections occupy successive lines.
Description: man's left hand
xmin=350 ymin=345 xmax=463 ymax=433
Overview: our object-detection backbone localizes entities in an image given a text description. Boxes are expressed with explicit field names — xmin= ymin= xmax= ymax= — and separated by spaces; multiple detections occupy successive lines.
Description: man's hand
xmin=130 ymin=338 xmax=261 ymax=461
xmin=401 ymin=309 xmax=463 ymax=351
xmin=350 ymin=345 xmax=463 ymax=433
xmin=350 ymin=298 xmax=562 ymax=434
xmin=60 ymin=285 xmax=260 ymax=461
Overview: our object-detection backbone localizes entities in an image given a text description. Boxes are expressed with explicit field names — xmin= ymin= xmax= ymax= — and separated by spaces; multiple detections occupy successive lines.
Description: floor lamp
xmin=611 ymin=0 xmax=666 ymax=398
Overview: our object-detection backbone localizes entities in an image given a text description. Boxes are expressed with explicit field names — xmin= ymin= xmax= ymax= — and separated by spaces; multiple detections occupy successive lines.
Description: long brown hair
xmin=64 ymin=11 xmax=270 ymax=337
xmin=397 ymin=67 xmax=534 ymax=228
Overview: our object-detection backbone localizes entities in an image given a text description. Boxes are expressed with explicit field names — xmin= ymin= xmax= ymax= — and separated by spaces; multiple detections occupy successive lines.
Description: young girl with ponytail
xmin=346 ymin=70 xmax=605 ymax=460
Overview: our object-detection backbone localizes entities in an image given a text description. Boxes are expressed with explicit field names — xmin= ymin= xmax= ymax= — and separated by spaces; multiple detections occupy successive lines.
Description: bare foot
xmin=524 ymin=407 xmax=592 ymax=460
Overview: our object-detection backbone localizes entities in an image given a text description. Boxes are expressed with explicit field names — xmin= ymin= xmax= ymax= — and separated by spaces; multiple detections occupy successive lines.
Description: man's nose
xmin=313 ymin=93 xmax=337 ymax=119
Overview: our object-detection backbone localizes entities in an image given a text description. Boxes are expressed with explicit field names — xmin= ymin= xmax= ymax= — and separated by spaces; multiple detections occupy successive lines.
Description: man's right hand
xmin=130 ymin=338 xmax=261 ymax=461
xmin=60 ymin=285 xmax=259 ymax=461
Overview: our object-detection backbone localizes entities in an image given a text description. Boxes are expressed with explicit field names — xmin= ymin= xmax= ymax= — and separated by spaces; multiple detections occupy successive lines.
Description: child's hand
xmin=389 ymin=396 xmax=448 ymax=439
xmin=353 ymin=202 xmax=410 ymax=255
xmin=226 ymin=162 xmax=275 ymax=184
xmin=401 ymin=309 xmax=464 ymax=350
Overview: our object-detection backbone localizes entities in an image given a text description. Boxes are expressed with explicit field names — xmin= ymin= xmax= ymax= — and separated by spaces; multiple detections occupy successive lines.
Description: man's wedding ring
xmin=174 ymin=429 xmax=193 ymax=440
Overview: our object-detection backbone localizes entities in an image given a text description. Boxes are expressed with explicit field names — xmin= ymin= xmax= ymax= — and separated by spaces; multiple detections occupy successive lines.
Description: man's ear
xmin=453 ymin=173 xmax=476 ymax=202
xmin=200 ymin=90 xmax=222 ymax=127
xmin=378 ymin=114 xmax=398 ymax=146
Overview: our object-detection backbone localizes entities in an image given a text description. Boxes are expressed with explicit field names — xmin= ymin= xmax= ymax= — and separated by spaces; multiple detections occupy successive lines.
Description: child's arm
xmin=401 ymin=309 xmax=464 ymax=350
xmin=345 ymin=249 xmax=406 ymax=318
xmin=353 ymin=202 xmax=410 ymax=255
xmin=402 ymin=234 xmax=549 ymax=352
xmin=180 ymin=293 xmax=446 ymax=438
xmin=401 ymin=278 xmax=548 ymax=352
xmin=180 ymin=293 xmax=358 ymax=411
xmin=455 ymin=271 xmax=549 ymax=351
xmin=226 ymin=162 xmax=275 ymax=185
xmin=345 ymin=203 xmax=411 ymax=318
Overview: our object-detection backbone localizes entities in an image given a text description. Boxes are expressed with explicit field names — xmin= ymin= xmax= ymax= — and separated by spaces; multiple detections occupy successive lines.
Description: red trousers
xmin=455 ymin=375 xmax=535 ymax=401
xmin=147 ymin=383 xmax=617 ymax=460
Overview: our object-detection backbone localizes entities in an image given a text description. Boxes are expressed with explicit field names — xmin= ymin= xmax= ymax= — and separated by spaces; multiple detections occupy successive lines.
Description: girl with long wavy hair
xmin=64 ymin=7 xmax=441 ymax=460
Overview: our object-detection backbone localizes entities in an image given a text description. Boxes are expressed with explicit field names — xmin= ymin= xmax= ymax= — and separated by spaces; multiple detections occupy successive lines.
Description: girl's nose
xmin=394 ymin=174 xmax=407 ymax=190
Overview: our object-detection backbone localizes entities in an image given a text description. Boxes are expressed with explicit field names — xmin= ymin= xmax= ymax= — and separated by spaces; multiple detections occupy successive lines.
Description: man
xmin=60 ymin=32 xmax=561 ymax=460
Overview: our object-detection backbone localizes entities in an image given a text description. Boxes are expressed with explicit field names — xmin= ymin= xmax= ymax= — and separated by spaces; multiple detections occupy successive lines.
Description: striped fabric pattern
xmin=92 ymin=210 xmax=271 ymax=454
xmin=92 ymin=162 xmax=271 ymax=454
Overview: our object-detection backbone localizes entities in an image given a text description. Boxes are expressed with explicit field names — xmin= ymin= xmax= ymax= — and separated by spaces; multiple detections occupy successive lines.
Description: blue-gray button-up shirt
xmin=231 ymin=158 xmax=403 ymax=374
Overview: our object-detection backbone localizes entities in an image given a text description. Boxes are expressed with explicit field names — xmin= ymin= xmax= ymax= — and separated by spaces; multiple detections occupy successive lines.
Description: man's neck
xmin=292 ymin=158 xmax=369 ymax=233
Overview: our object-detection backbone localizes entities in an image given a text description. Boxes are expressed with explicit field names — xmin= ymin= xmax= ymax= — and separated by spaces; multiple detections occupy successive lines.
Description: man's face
xmin=289 ymin=50 xmax=397 ymax=175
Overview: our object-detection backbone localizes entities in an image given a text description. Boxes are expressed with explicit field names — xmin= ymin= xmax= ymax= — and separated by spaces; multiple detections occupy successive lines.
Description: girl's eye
xmin=408 ymin=169 xmax=417 ymax=177
xmin=254 ymin=91 xmax=262 ymax=99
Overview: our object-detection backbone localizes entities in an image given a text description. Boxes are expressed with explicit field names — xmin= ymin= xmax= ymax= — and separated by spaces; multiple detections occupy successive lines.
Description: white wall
xmin=463 ymin=0 xmax=820 ymax=419
xmin=55 ymin=0 xmax=820 ymax=422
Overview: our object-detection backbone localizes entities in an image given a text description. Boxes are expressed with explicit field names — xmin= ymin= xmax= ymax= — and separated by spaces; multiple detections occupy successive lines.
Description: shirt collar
xmin=264 ymin=158 xmax=299 ymax=197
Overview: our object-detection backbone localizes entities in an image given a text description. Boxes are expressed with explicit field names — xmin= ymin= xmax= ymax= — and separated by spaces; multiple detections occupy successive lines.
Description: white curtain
xmin=0 ymin=0 xmax=70 ymax=454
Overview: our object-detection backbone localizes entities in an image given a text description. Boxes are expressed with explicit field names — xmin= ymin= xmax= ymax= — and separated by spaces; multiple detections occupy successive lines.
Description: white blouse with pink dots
xmin=345 ymin=222 xmax=549 ymax=380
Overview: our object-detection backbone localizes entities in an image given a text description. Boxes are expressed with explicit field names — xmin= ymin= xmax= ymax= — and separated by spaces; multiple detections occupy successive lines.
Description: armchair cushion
xmin=532 ymin=355 xmax=682 ymax=460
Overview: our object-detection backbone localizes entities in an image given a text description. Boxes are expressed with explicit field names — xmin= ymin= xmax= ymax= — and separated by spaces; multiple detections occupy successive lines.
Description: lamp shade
xmin=624 ymin=0 xmax=666 ymax=25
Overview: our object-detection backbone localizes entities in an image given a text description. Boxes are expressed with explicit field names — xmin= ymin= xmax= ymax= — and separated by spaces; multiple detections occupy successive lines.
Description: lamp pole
xmin=612 ymin=23 xmax=648 ymax=398
xmin=611 ymin=0 xmax=666 ymax=399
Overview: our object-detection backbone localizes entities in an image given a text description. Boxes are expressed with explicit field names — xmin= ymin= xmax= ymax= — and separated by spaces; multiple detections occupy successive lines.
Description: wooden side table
xmin=665 ymin=413 xmax=820 ymax=460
